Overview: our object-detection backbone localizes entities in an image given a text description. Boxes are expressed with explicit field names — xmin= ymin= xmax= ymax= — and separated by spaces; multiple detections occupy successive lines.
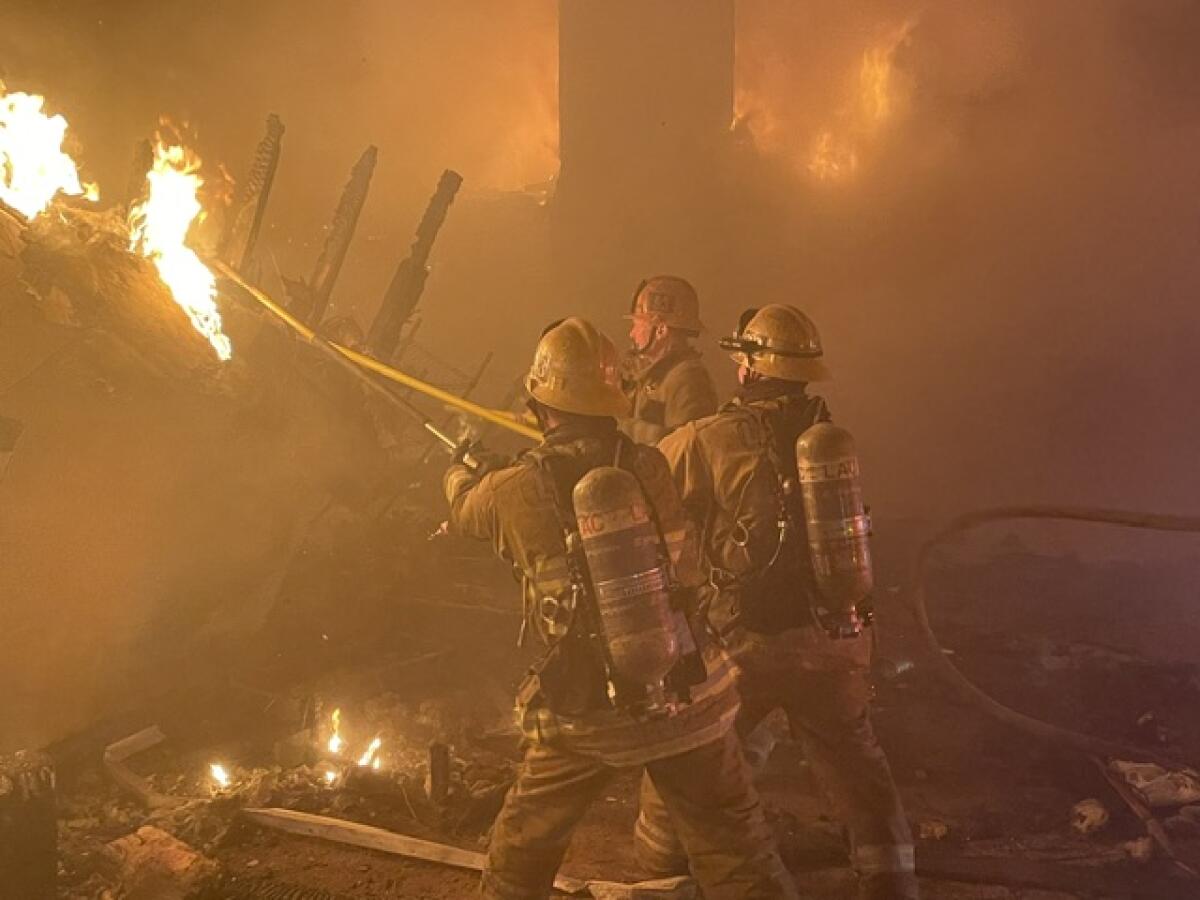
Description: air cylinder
xmin=795 ymin=422 xmax=874 ymax=616
xmin=573 ymin=466 xmax=679 ymax=686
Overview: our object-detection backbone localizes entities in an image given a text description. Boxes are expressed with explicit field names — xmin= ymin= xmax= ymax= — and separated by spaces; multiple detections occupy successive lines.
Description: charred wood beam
xmin=366 ymin=169 xmax=463 ymax=360
xmin=102 ymin=726 xmax=179 ymax=810
xmin=283 ymin=146 xmax=378 ymax=328
xmin=0 ymin=750 xmax=56 ymax=900
xmin=222 ymin=113 xmax=285 ymax=276
xmin=309 ymin=145 xmax=376 ymax=325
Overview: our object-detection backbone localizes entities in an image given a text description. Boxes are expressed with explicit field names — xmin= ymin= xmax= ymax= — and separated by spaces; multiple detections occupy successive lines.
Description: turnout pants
xmin=635 ymin=627 xmax=918 ymax=900
xmin=482 ymin=727 xmax=798 ymax=899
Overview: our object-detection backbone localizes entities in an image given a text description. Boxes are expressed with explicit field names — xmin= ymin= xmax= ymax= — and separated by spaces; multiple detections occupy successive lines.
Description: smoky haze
xmin=2 ymin=0 xmax=1198 ymax=522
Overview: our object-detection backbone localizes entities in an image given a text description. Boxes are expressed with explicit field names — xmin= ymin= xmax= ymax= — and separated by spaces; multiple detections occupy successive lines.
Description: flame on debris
xmin=737 ymin=20 xmax=915 ymax=184
xmin=209 ymin=763 xmax=231 ymax=788
xmin=357 ymin=736 xmax=383 ymax=768
xmin=328 ymin=708 xmax=344 ymax=755
xmin=0 ymin=85 xmax=95 ymax=219
xmin=324 ymin=769 xmax=338 ymax=785
xmin=128 ymin=140 xmax=232 ymax=361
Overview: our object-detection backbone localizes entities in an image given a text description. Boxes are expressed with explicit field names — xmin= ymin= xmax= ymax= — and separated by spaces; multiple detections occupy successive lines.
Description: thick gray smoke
xmin=2 ymin=0 xmax=1197 ymax=519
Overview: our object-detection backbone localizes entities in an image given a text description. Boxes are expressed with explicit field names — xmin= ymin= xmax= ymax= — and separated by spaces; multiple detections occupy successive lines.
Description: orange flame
xmin=357 ymin=736 xmax=382 ymax=768
xmin=128 ymin=140 xmax=232 ymax=360
xmin=0 ymin=85 xmax=96 ymax=219
xmin=328 ymin=708 xmax=344 ymax=755
xmin=737 ymin=20 xmax=915 ymax=184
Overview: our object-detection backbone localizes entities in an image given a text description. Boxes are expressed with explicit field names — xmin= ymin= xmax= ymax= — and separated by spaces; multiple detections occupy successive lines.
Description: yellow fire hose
xmin=213 ymin=261 xmax=542 ymax=443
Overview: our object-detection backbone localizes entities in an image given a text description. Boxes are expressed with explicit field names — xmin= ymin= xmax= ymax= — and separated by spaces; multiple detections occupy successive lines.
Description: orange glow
xmin=0 ymin=85 xmax=95 ymax=219
xmin=357 ymin=736 xmax=382 ymax=768
xmin=737 ymin=20 xmax=915 ymax=184
xmin=328 ymin=708 xmax=344 ymax=754
xmin=128 ymin=139 xmax=232 ymax=360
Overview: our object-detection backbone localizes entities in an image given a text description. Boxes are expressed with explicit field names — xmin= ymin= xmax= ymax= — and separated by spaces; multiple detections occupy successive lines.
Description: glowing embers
xmin=128 ymin=139 xmax=232 ymax=361
xmin=357 ymin=736 xmax=383 ymax=770
xmin=327 ymin=707 xmax=345 ymax=754
xmin=0 ymin=84 xmax=97 ymax=219
xmin=325 ymin=707 xmax=383 ymax=770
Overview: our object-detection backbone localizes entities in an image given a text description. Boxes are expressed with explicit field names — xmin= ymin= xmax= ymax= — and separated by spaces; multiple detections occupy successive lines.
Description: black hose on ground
xmin=905 ymin=505 xmax=1200 ymax=769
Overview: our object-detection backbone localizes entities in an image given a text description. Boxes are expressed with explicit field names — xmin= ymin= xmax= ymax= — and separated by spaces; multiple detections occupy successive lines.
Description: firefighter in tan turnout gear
xmin=444 ymin=317 xmax=797 ymax=899
xmin=635 ymin=305 xmax=919 ymax=900
xmin=622 ymin=275 xmax=719 ymax=443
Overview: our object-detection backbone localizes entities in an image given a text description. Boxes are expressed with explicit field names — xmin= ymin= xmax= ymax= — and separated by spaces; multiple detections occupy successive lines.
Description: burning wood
xmin=327 ymin=707 xmax=344 ymax=755
xmin=366 ymin=168 xmax=463 ymax=360
xmin=284 ymin=145 xmax=378 ymax=327
xmin=19 ymin=206 xmax=233 ymax=382
xmin=128 ymin=138 xmax=232 ymax=361
xmin=0 ymin=84 xmax=97 ymax=220
xmin=208 ymin=764 xmax=232 ymax=790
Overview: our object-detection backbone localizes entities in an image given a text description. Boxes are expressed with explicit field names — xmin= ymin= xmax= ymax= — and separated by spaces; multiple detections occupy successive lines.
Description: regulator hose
xmin=906 ymin=506 xmax=1200 ymax=768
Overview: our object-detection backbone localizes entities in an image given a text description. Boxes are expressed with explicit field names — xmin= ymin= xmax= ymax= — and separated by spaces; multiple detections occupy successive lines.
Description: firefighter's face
xmin=629 ymin=315 xmax=661 ymax=353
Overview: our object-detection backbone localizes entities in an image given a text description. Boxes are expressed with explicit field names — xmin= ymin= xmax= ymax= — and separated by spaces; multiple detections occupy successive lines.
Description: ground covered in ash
xmin=45 ymin=512 xmax=1200 ymax=899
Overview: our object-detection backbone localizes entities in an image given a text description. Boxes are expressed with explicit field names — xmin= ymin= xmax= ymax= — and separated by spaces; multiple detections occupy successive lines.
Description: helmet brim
xmin=729 ymin=350 xmax=832 ymax=383
xmin=525 ymin=375 xmax=631 ymax=418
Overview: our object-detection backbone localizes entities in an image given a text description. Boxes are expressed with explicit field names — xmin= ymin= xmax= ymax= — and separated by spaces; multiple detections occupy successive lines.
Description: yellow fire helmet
xmin=526 ymin=317 xmax=631 ymax=417
xmin=720 ymin=304 xmax=832 ymax=383
xmin=626 ymin=275 xmax=705 ymax=334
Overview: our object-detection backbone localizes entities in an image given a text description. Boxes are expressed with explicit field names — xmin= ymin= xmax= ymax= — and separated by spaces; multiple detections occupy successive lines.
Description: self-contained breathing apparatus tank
xmin=571 ymin=466 xmax=701 ymax=715
xmin=795 ymin=422 xmax=874 ymax=637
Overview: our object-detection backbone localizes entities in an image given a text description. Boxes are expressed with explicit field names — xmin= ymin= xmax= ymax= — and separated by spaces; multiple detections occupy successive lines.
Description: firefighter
xmin=634 ymin=305 xmax=919 ymax=900
xmin=445 ymin=317 xmax=797 ymax=900
xmin=622 ymin=275 xmax=719 ymax=443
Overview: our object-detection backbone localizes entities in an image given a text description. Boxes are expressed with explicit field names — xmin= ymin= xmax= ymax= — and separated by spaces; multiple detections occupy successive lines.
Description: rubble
xmin=917 ymin=820 xmax=949 ymax=841
xmin=102 ymin=826 xmax=219 ymax=900
xmin=1069 ymin=798 xmax=1109 ymax=835
xmin=585 ymin=877 xmax=697 ymax=899
xmin=0 ymin=749 xmax=57 ymax=900
xmin=1110 ymin=760 xmax=1200 ymax=808
xmin=1121 ymin=835 xmax=1155 ymax=864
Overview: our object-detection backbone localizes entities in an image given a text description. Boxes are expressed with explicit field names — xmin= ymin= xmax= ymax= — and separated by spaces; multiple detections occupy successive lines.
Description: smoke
xmin=1 ymin=0 xmax=1197 ymax=522
xmin=733 ymin=0 xmax=1200 ymax=522
xmin=0 ymin=0 xmax=557 ymax=317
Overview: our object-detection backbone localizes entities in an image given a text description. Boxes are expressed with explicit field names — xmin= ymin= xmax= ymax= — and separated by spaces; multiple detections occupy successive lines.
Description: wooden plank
xmin=242 ymin=807 xmax=588 ymax=894
xmin=102 ymin=726 xmax=178 ymax=809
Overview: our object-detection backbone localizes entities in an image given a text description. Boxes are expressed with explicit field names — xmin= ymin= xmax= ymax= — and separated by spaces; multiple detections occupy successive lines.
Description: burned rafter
xmin=221 ymin=113 xmax=285 ymax=277
xmin=366 ymin=169 xmax=463 ymax=361
xmin=283 ymin=145 xmax=378 ymax=327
